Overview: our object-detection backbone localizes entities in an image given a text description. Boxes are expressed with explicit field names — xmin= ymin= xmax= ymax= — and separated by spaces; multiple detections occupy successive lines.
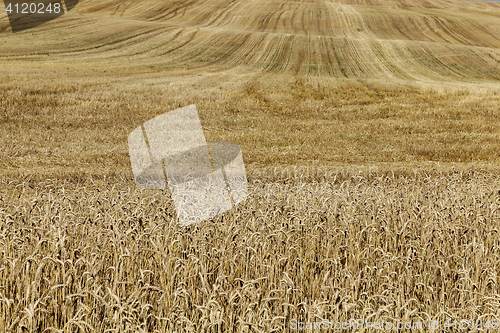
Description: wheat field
xmin=2 ymin=172 xmax=500 ymax=331
xmin=2 ymin=0 xmax=500 ymax=331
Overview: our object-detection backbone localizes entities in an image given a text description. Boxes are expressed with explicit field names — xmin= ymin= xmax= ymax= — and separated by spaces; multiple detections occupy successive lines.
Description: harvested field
xmin=1 ymin=0 xmax=500 ymax=80
xmin=1 ymin=0 xmax=500 ymax=331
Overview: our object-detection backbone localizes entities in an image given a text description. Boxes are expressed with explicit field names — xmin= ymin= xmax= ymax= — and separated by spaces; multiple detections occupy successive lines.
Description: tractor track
xmin=2 ymin=0 xmax=500 ymax=81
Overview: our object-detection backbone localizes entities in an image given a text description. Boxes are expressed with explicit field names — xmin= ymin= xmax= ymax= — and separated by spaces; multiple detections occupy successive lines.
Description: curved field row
xmin=1 ymin=0 xmax=500 ymax=81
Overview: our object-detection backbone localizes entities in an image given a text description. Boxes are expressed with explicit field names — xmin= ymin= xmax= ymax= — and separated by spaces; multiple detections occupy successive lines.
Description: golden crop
xmin=2 ymin=0 xmax=500 ymax=331
xmin=2 ymin=171 xmax=500 ymax=331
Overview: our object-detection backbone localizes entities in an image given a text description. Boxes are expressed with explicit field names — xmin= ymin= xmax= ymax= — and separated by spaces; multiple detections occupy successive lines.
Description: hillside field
xmin=2 ymin=0 xmax=500 ymax=331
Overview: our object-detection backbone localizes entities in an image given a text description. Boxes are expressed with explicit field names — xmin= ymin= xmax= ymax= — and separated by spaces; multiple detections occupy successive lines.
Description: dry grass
xmin=2 ymin=171 xmax=500 ymax=332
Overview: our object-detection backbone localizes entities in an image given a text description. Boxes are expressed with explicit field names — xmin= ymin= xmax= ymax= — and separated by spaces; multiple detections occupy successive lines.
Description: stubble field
xmin=2 ymin=0 xmax=500 ymax=331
